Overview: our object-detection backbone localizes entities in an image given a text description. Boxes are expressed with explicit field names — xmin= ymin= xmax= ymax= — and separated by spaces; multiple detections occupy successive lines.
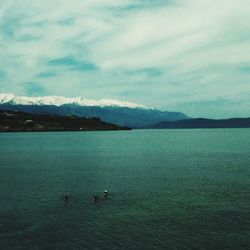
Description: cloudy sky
xmin=0 ymin=0 xmax=250 ymax=118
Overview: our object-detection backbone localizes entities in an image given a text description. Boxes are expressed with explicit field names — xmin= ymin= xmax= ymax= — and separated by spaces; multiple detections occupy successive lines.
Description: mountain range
xmin=142 ymin=118 xmax=250 ymax=129
xmin=0 ymin=93 xmax=189 ymax=128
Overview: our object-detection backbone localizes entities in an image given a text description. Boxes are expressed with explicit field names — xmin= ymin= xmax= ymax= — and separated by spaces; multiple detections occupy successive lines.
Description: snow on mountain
xmin=0 ymin=93 xmax=148 ymax=109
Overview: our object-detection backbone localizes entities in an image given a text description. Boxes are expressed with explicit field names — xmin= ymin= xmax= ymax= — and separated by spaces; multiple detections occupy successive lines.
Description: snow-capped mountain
xmin=0 ymin=93 xmax=146 ymax=109
xmin=0 ymin=93 xmax=189 ymax=128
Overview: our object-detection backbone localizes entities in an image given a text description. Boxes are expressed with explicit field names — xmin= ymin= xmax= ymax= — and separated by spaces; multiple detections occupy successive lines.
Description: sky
xmin=0 ymin=0 xmax=250 ymax=118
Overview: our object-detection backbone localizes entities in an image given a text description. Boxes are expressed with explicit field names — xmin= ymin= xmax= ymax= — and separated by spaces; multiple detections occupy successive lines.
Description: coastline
xmin=0 ymin=110 xmax=131 ymax=133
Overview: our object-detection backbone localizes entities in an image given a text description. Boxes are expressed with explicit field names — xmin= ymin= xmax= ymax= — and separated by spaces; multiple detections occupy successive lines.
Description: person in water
xmin=93 ymin=195 xmax=98 ymax=203
xmin=64 ymin=194 xmax=69 ymax=202
xmin=104 ymin=190 xmax=108 ymax=198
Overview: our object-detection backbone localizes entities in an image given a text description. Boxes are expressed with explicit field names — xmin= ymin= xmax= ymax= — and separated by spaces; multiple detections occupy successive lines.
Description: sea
xmin=0 ymin=129 xmax=250 ymax=250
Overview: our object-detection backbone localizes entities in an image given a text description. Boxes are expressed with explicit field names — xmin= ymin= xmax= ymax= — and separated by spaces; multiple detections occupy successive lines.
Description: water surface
xmin=0 ymin=129 xmax=250 ymax=249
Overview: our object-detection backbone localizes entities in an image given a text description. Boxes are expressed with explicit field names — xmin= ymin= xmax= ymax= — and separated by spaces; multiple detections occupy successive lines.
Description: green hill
xmin=0 ymin=110 xmax=130 ymax=132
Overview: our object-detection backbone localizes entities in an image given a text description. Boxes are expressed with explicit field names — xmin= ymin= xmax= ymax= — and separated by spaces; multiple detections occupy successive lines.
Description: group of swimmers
xmin=64 ymin=190 xmax=109 ymax=203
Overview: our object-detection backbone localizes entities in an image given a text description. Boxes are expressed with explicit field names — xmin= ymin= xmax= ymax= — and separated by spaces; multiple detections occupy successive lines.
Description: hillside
xmin=0 ymin=110 xmax=130 ymax=132
xmin=0 ymin=94 xmax=189 ymax=128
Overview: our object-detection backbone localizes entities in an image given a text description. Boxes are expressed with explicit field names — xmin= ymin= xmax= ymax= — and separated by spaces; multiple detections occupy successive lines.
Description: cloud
xmin=48 ymin=56 xmax=98 ymax=71
xmin=0 ymin=69 xmax=6 ymax=79
xmin=57 ymin=18 xmax=75 ymax=26
xmin=0 ymin=0 xmax=249 ymax=118
xmin=25 ymin=82 xmax=47 ymax=96
xmin=36 ymin=71 xmax=57 ymax=78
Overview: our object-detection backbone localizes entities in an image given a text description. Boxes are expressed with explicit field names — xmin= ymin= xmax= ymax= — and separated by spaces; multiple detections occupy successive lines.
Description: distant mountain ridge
xmin=0 ymin=93 xmax=146 ymax=109
xmin=142 ymin=118 xmax=250 ymax=129
xmin=0 ymin=93 xmax=189 ymax=128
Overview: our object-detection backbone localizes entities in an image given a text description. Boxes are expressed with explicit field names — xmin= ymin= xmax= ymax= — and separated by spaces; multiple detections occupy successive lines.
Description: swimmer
xmin=93 ymin=195 xmax=98 ymax=203
xmin=104 ymin=190 xmax=108 ymax=198
xmin=64 ymin=194 xmax=69 ymax=202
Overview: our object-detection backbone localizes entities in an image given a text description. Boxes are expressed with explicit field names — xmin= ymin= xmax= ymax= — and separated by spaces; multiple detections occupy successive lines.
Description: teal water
xmin=0 ymin=129 xmax=250 ymax=250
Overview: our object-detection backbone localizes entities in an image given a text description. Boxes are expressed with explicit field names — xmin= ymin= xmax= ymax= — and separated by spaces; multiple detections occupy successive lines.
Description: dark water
xmin=0 ymin=129 xmax=250 ymax=250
